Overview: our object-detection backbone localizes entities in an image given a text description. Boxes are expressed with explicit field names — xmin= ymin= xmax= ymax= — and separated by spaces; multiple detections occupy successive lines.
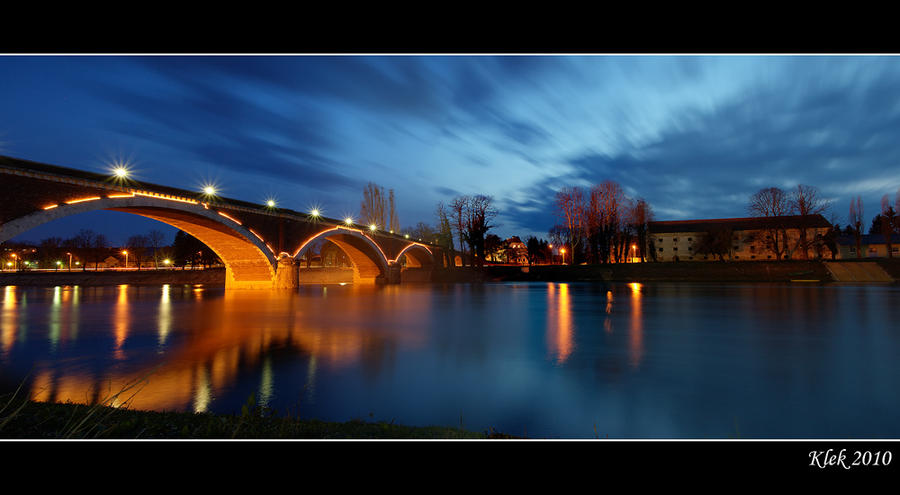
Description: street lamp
xmin=560 ymin=248 xmax=567 ymax=265
xmin=122 ymin=250 xmax=128 ymax=270
xmin=631 ymin=244 xmax=637 ymax=263
xmin=67 ymin=252 xmax=72 ymax=271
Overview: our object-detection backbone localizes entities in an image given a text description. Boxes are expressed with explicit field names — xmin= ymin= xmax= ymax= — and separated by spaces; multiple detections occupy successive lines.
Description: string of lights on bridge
xmin=112 ymin=162 xmax=430 ymax=244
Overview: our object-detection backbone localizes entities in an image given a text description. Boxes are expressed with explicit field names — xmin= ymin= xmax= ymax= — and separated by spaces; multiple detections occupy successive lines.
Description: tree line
xmin=550 ymin=180 xmax=654 ymax=265
xmin=843 ymin=189 xmax=900 ymax=259
xmin=5 ymin=229 xmax=220 ymax=270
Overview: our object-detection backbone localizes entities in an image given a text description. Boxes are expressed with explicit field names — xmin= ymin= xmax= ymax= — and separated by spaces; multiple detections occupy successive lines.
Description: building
xmin=504 ymin=236 xmax=529 ymax=265
xmin=837 ymin=233 xmax=900 ymax=259
xmin=648 ymin=214 xmax=833 ymax=261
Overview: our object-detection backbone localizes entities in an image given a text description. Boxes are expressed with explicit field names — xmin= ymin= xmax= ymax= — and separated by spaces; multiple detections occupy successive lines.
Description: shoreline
xmin=1 ymin=260 xmax=897 ymax=286
xmin=0 ymin=400 xmax=508 ymax=439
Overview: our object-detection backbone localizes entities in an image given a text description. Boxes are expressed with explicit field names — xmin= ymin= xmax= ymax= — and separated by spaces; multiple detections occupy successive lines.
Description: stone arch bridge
xmin=0 ymin=156 xmax=455 ymax=289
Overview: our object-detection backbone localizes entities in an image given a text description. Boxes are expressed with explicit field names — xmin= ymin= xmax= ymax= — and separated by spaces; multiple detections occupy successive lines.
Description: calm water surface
xmin=1 ymin=282 xmax=898 ymax=438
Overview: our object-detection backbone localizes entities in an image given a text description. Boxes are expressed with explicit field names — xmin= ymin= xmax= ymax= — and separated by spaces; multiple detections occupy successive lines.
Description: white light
xmin=266 ymin=199 xmax=276 ymax=208
xmin=203 ymin=186 xmax=217 ymax=195
xmin=311 ymin=209 xmax=320 ymax=217
xmin=345 ymin=217 xmax=353 ymax=225
xmin=113 ymin=167 xmax=129 ymax=178
xmin=369 ymin=224 xmax=377 ymax=232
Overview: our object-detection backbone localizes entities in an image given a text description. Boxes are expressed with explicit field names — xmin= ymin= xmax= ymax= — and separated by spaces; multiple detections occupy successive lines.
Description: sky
xmin=2 ymin=55 xmax=900 ymax=246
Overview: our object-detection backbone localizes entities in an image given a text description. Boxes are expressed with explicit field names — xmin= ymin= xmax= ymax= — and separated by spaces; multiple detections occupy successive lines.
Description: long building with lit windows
xmin=648 ymin=215 xmax=833 ymax=262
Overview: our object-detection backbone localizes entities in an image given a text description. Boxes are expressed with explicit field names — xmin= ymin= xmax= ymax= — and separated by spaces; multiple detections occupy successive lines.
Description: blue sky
xmin=2 ymin=55 xmax=900 ymax=245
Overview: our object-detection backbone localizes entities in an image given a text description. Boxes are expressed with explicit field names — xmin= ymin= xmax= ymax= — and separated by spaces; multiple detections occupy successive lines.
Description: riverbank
xmin=484 ymin=260 xmax=842 ymax=283
xmin=3 ymin=260 xmax=896 ymax=287
xmin=0 ymin=267 xmax=226 ymax=286
xmin=0 ymin=400 xmax=508 ymax=439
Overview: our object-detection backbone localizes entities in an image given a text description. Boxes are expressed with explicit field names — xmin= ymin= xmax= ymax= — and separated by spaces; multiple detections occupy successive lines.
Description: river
xmin=1 ymin=281 xmax=898 ymax=438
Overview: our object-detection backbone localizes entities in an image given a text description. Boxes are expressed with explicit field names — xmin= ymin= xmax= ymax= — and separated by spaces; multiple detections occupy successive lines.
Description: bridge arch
xmin=292 ymin=227 xmax=390 ymax=284
xmin=0 ymin=196 xmax=278 ymax=289
xmin=394 ymin=243 xmax=435 ymax=268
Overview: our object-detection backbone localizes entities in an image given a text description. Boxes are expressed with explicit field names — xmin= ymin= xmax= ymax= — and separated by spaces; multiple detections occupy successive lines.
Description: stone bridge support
xmin=272 ymin=254 xmax=300 ymax=289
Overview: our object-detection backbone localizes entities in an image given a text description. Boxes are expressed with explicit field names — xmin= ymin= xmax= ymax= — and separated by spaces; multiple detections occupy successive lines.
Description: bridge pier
xmin=273 ymin=254 xmax=300 ymax=289
xmin=385 ymin=262 xmax=402 ymax=284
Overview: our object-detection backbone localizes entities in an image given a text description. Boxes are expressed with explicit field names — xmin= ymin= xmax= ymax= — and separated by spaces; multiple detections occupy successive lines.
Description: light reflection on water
xmin=1 ymin=282 xmax=899 ymax=438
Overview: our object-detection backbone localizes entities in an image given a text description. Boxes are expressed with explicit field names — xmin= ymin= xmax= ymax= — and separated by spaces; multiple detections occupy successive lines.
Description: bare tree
xmin=466 ymin=195 xmax=498 ymax=269
xmin=629 ymin=198 xmax=654 ymax=263
xmin=388 ymin=189 xmax=399 ymax=233
xmin=554 ymin=186 xmax=585 ymax=265
xmin=692 ymin=226 xmax=734 ymax=261
xmin=449 ymin=196 xmax=469 ymax=264
xmin=849 ymin=196 xmax=864 ymax=259
xmin=126 ymin=235 xmax=149 ymax=270
xmin=881 ymin=195 xmax=895 ymax=259
xmin=360 ymin=182 xmax=386 ymax=228
xmin=789 ymin=184 xmax=829 ymax=259
xmin=597 ymin=181 xmax=626 ymax=263
xmin=748 ymin=187 xmax=791 ymax=260
xmin=147 ymin=229 xmax=167 ymax=268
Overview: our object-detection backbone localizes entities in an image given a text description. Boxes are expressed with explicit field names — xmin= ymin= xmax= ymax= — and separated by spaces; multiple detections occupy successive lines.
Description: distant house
xmin=837 ymin=233 xmax=900 ymax=259
xmin=504 ymin=236 xmax=529 ymax=265
xmin=103 ymin=256 xmax=120 ymax=268
xmin=648 ymin=214 xmax=833 ymax=261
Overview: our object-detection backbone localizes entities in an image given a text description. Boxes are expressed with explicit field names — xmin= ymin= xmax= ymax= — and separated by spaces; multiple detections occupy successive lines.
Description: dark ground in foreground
xmin=0 ymin=400 xmax=511 ymax=439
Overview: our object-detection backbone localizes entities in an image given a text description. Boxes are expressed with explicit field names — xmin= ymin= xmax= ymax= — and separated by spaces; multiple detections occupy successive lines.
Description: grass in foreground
xmin=0 ymin=399 xmax=514 ymax=439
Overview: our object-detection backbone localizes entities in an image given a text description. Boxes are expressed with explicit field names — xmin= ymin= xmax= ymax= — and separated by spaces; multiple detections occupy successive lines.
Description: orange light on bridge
xmin=134 ymin=192 xmax=198 ymax=204
xmin=217 ymin=211 xmax=242 ymax=225
xmin=107 ymin=193 xmax=135 ymax=199
xmin=248 ymin=229 xmax=266 ymax=243
xmin=65 ymin=196 xmax=101 ymax=204
xmin=43 ymin=204 xmax=59 ymax=210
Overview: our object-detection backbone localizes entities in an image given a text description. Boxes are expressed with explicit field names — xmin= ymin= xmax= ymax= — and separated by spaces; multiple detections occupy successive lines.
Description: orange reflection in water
xmin=547 ymin=283 xmax=573 ymax=364
xmin=629 ymin=282 xmax=644 ymax=368
xmin=2 ymin=286 xmax=17 ymax=356
xmin=26 ymin=285 xmax=430 ymax=412
xmin=113 ymin=285 xmax=129 ymax=360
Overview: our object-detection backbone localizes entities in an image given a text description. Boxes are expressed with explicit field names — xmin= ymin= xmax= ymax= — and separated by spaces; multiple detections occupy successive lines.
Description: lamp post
xmin=10 ymin=253 xmax=17 ymax=271
xmin=122 ymin=250 xmax=128 ymax=270
xmin=631 ymin=244 xmax=637 ymax=263
xmin=560 ymin=248 xmax=566 ymax=265
xmin=67 ymin=252 xmax=72 ymax=271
